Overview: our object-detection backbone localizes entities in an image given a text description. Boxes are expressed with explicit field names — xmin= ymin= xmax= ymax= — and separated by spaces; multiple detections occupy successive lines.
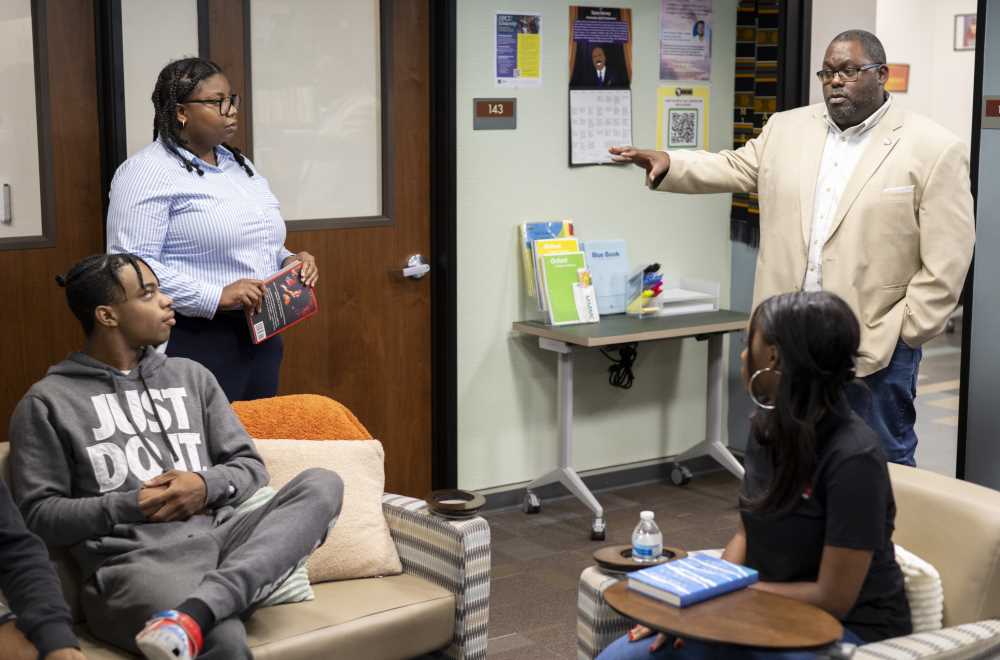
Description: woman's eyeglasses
xmin=184 ymin=94 xmax=240 ymax=116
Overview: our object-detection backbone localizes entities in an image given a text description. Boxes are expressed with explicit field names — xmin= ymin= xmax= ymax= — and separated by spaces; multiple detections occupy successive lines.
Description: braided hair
xmin=56 ymin=253 xmax=152 ymax=336
xmin=151 ymin=57 xmax=254 ymax=177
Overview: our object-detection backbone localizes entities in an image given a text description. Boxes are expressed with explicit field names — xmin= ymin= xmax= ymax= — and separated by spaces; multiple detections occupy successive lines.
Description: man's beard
xmin=826 ymin=95 xmax=857 ymax=126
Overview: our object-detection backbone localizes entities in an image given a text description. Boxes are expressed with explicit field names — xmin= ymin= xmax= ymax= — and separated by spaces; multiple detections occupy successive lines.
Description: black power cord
xmin=600 ymin=342 xmax=639 ymax=389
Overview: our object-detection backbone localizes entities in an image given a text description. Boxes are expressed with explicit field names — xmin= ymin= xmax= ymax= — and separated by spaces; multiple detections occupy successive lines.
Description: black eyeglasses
xmin=815 ymin=63 xmax=882 ymax=84
xmin=184 ymin=93 xmax=240 ymax=116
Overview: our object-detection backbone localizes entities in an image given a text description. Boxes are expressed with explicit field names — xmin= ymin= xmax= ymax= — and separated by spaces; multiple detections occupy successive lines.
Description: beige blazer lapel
xmin=825 ymin=106 xmax=905 ymax=242
xmin=799 ymin=109 xmax=830 ymax=250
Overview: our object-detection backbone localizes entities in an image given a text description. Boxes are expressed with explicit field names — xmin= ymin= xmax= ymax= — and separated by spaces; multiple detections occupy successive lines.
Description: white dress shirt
xmin=107 ymin=140 xmax=294 ymax=318
xmin=803 ymin=95 xmax=892 ymax=291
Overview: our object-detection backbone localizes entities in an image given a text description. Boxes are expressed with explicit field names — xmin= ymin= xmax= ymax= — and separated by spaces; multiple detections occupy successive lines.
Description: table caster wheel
xmin=590 ymin=517 xmax=607 ymax=541
xmin=522 ymin=490 xmax=541 ymax=514
xmin=670 ymin=464 xmax=692 ymax=486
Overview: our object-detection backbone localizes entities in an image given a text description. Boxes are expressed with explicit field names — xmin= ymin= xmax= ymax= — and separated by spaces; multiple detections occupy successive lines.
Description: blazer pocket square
xmin=882 ymin=185 xmax=915 ymax=194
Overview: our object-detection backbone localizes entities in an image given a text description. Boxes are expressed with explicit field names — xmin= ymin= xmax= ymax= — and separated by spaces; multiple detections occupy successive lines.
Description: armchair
xmin=577 ymin=463 xmax=1000 ymax=659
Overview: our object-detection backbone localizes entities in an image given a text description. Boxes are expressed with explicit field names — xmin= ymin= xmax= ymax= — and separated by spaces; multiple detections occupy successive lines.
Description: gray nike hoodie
xmin=8 ymin=349 xmax=268 ymax=579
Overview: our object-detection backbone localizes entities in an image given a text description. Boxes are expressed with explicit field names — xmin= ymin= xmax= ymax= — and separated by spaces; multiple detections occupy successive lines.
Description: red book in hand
xmin=245 ymin=261 xmax=319 ymax=344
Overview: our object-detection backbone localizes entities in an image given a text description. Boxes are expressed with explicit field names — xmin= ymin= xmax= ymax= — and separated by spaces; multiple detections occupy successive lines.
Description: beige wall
xmin=456 ymin=0 xmax=739 ymax=491
xmin=809 ymin=0 xmax=975 ymax=149
xmin=876 ymin=0 xmax=976 ymax=148
xmin=809 ymin=0 xmax=877 ymax=104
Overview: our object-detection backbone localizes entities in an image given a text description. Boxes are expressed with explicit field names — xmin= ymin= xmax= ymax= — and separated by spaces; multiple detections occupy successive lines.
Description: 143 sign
xmin=473 ymin=98 xmax=516 ymax=130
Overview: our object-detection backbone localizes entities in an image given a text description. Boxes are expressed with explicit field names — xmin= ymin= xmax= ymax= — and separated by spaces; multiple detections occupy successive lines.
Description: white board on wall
xmin=0 ymin=0 xmax=43 ymax=240
xmin=121 ymin=0 xmax=198 ymax=157
xmin=250 ymin=0 xmax=382 ymax=222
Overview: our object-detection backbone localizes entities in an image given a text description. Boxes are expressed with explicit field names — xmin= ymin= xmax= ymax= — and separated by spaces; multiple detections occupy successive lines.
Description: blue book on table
xmin=581 ymin=240 xmax=629 ymax=315
xmin=627 ymin=555 xmax=759 ymax=608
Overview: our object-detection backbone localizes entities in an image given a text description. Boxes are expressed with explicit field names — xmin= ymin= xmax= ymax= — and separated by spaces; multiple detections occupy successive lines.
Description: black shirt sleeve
xmin=0 ymin=478 xmax=79 ymax=657
xmin=823 ymin=448 xmax=889 ymax=551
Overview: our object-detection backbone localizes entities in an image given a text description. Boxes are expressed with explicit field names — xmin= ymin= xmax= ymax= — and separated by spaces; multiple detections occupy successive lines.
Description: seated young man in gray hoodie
xmin=8 ymin=253 xmax=344 ymax=660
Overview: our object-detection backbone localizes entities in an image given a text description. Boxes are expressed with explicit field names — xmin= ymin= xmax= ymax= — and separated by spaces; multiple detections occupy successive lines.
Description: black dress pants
xmin=166 ymin=311 xmax=284 ymax=402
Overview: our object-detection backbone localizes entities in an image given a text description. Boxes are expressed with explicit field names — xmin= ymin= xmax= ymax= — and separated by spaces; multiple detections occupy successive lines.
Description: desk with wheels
xmin=512 ymin=310 xmax=749 ymax=539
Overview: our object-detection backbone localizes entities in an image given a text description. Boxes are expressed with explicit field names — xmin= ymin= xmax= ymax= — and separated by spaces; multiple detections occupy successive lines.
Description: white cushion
xmin=895 ymin=543 xmax=943 ymax=633
xmin=253 ymin=439 xmax=403 ymax=583
xmin=234 ymin=486 xmax=314 ymax=607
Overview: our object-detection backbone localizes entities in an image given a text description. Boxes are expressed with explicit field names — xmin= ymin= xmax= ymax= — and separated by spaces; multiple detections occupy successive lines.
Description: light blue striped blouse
xmin=107 ymin=140 xmax=294 ymax=318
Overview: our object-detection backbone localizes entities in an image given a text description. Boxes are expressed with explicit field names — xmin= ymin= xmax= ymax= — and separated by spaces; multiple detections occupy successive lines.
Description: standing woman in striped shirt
xmin=107 ymin=57 xmax=317 ymax=401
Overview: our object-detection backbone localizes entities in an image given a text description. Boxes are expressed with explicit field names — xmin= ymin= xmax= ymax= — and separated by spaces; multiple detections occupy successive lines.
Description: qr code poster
xmin=656 ymin=85 xmax=709 ymax=151
xmin=668 ymin=108 xmax=699 ymax=147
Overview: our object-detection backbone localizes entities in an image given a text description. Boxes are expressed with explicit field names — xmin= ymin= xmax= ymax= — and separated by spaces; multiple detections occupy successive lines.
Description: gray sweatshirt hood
xmin=47 ymin=347 xmax=167 ymax=380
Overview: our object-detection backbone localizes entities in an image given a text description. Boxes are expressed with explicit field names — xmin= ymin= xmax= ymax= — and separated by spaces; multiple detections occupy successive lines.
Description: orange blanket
xmin=232 ymin=394 xmax=372 ymax=440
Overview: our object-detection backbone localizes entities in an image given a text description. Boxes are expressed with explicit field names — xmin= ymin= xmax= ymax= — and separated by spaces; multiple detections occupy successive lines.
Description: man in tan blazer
xmin=611 ymin=30 xmax=975 ymax=465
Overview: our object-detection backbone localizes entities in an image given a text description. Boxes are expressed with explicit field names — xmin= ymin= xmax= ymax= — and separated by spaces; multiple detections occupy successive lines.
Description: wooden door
xmin=203 ymin=0 xmax=435 ymax=496
xmin=0 ymin=0 xmax=106 ymax=435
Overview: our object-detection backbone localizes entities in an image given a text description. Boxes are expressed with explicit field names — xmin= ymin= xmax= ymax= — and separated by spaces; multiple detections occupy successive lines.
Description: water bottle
xmin=631 ymin=511 xmax=663 ymax=563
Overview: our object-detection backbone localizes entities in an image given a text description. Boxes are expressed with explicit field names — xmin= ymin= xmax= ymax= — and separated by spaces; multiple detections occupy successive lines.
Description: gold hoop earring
xmin=748 ymin=368 xmax=781 ymax=411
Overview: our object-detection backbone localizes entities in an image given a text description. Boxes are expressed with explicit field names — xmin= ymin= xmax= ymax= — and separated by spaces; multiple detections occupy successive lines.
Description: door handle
xmin=1 ymin=184 xmax=10 ymax=225
xmin=402 ymin=254 xmax=430 ymax=279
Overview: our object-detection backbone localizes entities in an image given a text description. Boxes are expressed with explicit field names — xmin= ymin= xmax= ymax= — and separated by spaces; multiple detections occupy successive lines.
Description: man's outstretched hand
xmin=608 ymin=146 xmax=671 ymax=186
xmin=139 ymin=470 xmax=208 ymax=522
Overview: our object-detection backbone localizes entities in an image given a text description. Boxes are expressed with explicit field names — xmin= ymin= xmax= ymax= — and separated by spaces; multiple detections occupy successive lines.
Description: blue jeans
xmin=845 ymin=340 xmax=922 ymax=466
xmin=597 ymin=628 xmax=865 ymax=659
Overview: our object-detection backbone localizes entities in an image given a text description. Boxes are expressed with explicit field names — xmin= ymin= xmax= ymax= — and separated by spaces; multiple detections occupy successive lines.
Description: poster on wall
xmin=659 ymin=0 xmax=712 ymax=81
xmin=568 ymin=6 xmax=633 ymax=165
xmin=495 ymin=12 xmax=542 ymax=87
xmin=656 ymin=85 xmax=709 ymax=151
xmin=568 ymin=6 xmax=632 ymax=89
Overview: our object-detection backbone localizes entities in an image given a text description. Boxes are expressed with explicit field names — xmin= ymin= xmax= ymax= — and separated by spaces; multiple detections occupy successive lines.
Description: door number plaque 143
xmin=473 ymin=98 xmax=516 ymax=130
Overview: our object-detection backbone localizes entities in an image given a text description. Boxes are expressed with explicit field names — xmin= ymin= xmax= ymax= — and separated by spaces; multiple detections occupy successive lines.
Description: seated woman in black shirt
xmin=599 ymin=291 xmax=911 ymax=659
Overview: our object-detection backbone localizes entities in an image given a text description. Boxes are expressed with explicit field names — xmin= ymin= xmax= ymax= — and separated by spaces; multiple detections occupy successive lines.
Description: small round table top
xmin=604 ymin=581 xmax=843 ymax=650
xmin=592 ymin=545 xmax=688 ymax=572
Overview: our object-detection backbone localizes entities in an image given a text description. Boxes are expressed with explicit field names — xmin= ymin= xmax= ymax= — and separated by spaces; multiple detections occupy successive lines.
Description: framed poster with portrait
xmin=955 ymin=14 xmax=977 ymax=51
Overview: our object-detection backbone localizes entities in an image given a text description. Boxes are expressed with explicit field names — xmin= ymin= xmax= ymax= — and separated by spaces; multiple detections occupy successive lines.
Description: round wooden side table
xmin=604 ymin=581 xmax=843 ymax=650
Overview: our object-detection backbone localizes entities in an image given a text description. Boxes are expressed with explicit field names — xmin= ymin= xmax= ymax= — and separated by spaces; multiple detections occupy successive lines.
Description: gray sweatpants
xmin=81 ymin=468 xmax=343 ymax=659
